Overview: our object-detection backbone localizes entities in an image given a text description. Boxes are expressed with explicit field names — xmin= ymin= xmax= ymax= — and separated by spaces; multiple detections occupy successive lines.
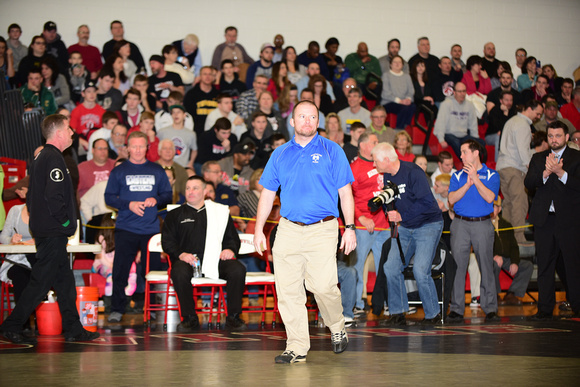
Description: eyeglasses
xmin=572 ymin=137 xmax=580 ymax=143
xmin=344 ymin=85 xmax=356 ymax=89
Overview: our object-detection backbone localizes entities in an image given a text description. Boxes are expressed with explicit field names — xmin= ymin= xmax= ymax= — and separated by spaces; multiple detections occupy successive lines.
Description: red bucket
xmin=35 ymin=302 xmax=62 ymax=335
xmin=76 ymin=286 xmax=99 ymax=332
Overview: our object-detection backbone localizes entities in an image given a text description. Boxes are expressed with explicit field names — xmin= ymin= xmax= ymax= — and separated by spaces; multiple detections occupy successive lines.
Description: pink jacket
xmin=462 ymin=70 xmax=492 ymax=95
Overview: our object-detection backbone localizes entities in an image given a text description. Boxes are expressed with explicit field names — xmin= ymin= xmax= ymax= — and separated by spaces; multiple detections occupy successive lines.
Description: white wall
xmin=2 ymin=0 xmax=579 ymax=78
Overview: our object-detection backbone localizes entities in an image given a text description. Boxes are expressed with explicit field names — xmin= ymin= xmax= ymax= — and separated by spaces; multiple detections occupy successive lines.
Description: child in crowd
xmin=87 ymin=111 xmax=119 ymax=160
xmin=68 ymin=51 xmax=89 ymax=104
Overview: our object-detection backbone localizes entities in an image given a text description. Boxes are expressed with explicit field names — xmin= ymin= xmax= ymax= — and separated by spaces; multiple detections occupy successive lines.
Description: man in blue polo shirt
xmin=372 ymin=142 xmax=444 ymax=326
xmin=448 ymin=140 xmax=500 ymax=323
xmin=253 ymin=100 xmax=357 ymax=364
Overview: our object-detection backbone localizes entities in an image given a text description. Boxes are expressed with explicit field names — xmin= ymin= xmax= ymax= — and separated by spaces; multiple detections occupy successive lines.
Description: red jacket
xmin=560 ymin=102 xmax=580 ymax=132
xmin=351 ymin=157 xmax=390 ymax=229
xmin=462 ymin=70 xmax=492 ymax=95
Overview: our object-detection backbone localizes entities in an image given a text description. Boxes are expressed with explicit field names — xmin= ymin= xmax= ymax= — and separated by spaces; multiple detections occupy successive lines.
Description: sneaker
xmin=275 ymin=350 xmax=306 ymax=364
xmin=353 ymin=307 xmax=366 ymax=316
xmin=1 ymin=330 xmax=37 ymax=345
xmin=421 ymin=314 xmax=442 ymax=325
xmin=176 ymin=316 xmax=200 ymax=332
xmin=344 ymin=316 xmax=355 ymax=328
xmin=528 ymin=311 xmax=553 ymax=321
xmin=470 ymin=297 xmax=481 ymax=308
xmin=559 ymin=302 xmax=572 ymax=312
xmin=331 ymin=328 xmax=348 ymax=354
xmin=485 ymin=312 xmax=501 ymax=322
xmin=382 ymin=313 xmax=406 ymax=326
xmin=407 ymin=306 xmax=417 ymax=315
xmin=447 ymin=311 xmax=464 ymax=323
xmin=65 ymin=329 xmax=100 ymax=342
xmin=225 ymin=314 xmax=247 ymax=331
xmin=107 ymin=311 xmax=123 ymax=323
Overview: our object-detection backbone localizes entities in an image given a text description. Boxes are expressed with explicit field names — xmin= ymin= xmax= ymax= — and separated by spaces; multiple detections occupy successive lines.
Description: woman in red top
xmin=393 ymin=131 xmax=415 ymax=162
xmin=462 ymin=55 xmax=492 ymax=95
xmin=266 ymin=61 xmax=289 ymax=101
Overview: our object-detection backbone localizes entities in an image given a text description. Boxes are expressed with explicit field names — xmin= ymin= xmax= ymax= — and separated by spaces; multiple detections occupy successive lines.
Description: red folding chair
xmin=1 ymin=281 xmax=14 ymax=324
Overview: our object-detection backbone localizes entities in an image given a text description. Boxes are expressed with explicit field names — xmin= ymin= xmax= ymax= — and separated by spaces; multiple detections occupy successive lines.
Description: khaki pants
xmin=499 ymin=167 xmax=528 ymax=244
xmin=272 ymin=217 xmax=344 ymax=355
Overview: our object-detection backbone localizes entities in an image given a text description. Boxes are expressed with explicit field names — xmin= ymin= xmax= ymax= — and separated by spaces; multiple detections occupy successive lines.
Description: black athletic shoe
xmin=176 ymin=316 xmax=200 ymax=333
xmin=225 ymin=314 xmax=247 ymax=331
xmin=1 ymin=330 xmax=37 ymax=345
xmin=528 ymin=311 xmax=553 ymax=321
xmin=65 ymin=329 xmax=100 ymax=342
xmin=382 ymin=313 xmax=406 ymax=326
xmin=485 ymin=312 xmax=501 ymax=322
xmin=447 ymin=311 xmax=464 ymax=323
xmin=421 ymin=314 xmax=443 ymax=325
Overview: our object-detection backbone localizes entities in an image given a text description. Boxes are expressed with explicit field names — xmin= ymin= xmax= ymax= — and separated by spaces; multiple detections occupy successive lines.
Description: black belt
xmin=287 ymin=216 xmax=335 ymax=226
xmin=455 ymin=214 xmax=492 ymax=222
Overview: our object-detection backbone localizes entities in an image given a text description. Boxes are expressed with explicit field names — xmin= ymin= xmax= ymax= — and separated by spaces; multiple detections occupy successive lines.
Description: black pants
xmin=171 ymin=259 xmax=246 ymax=318
xmin=6 ymin=255 xmax=36 ymax=302
xmin=535 ymin=215 xmax=580 ymax=314
xmin=1 ymin=237 xmax=84 ymax=335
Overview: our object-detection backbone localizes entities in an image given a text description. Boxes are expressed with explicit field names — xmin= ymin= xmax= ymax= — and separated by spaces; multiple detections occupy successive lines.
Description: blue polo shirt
xmin=449 ymin=164 xmax=500 ymax=217
xmin=260 ymin=134 xmax=354 ymax=224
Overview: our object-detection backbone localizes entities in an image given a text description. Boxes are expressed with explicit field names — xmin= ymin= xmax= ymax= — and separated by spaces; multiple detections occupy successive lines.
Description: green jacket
xmin=344 ymin=53 xmax=382 ymax=86
xmin=20 ymin=84 xmax=57 ymax=115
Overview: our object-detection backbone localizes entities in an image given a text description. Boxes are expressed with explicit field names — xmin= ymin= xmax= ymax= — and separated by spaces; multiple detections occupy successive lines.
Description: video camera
xmin=368 ymin=181 xmax=399 ymax=212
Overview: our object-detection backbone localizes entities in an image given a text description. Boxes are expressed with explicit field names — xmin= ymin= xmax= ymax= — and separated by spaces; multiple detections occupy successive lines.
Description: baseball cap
xmin=84 ymin=79 xmax=97 ymax=91
xmin=544 ymin=100 xmax=558 ymax=109
xmin=168 ymin=104 xmax=186 ymax=112
xmin=44 ymin=21 xmax=57 ymax=31
xmin=149 ymin=55 xmax=164 ymax=64
xmin=233 ymin=139 xmax=256 ymax=154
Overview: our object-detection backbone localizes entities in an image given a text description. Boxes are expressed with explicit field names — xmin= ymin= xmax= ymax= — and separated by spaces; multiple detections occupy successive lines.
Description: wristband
xmin=345 ymin=224 xmax=356 ymax=230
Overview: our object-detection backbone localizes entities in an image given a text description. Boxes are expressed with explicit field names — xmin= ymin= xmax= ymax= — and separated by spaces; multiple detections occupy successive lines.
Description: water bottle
xmin=192 ymin=255 xmax=202 ymax=278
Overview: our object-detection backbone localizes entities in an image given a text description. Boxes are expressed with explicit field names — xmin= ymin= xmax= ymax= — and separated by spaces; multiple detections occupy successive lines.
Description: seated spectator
xmin=240 ymin=111 xmax=273 ymax=169
xmin=197 ymin=117 xmax=238 ymax=166
xmin=461 ymin=55 xmax=492 ymax=95
xmin=393 ymin=130 xmax=415 ymax=162
xmin=432 ymin=56 xmax=462 ymax=107
xmin=556 ymin=78 xmax=574 ymax=107
xmin=184 ymin=66 xmax=219 ymax=138
xmin=345 ymin=42 xmax=382 ymax=99
xmin=541 ymin=64 xmax=563 ymax=95
xmin=201 ymin=161 xmax=241 ymax=221
xmin=408 ymin=37 xmax=440 ymax=82
xmin=205 ymin=93 xmax=247 ymax=140
xmin=210 ymin=26 xmax=254 ymax=70
xmin=216 ymin=59 xmax=246 ymax=110
xmin=42 ymin=21 xmax=69 ymax=77
xmin=277 ymin=83 xmax=298 ymax=122
xmin=70 ymin=80 xmax=106 ymax=146
xmin=450 ymin=44 xmax=466 ymax=73
xmin=102 ymin=21 xmax=146 ymax=74
xmin=338 ymin=87 xmax=371 ymax=134
xmin=77 ymin=138 xmax=116 ymax=198
xmin=112 ymin=39 xmax=138 ymax=81
xmin=522 ymin=74 xmax=552 ymax=103
xmin=157 ymin=139 xmax=189 ymax=195
xmin=415 ymin=155 xmax=428 ymax=176
xmin=309 ymin=74 xmax=334 ymax=116
xmin=281 ymin=46 xmax=303 ymax=85
xmin=103 ymin=53 xmax=131 ymax=95
xmin=432 ymin=173 xmax=451 ymax=213
xmin=41 ymin=56 xmax=70 ymax=109
xmin=108 ymin=124 xmax=128 ymax=160
xmin=295 ymin=62 xmax=335 ymax=101
xmin=343 ymin=121 xmax=367 ymax=163
xmin=162 ymin=44 xmax=194 ymax=86
xmin=381 ymin=38 xmax=411 ymax=76
xmin=6 ymin=23 xmax=27 ymax=72
xmin=366 ymin=105 xmax=395 ymax=144
xmin=560 ymin=86 xmax=580 ymax=132
xmin=486 ymin=70 xmax=523 ymax=113
xmin=287 ymin=88 xmax=326 ymax=138
xmin=96 ymin=68 xmax=123 ymax=112
xmin=333 ymin=77 xmax=368 ymax=113
xmin=487 ymin=91 xmax=516 ymax=160
xmin=128 ymin=112 xmax=160 ymax=162
xmin=68 ymin=51 xmax=89 ymax=104
xmin=0 ymin=37 xmax=15 ymax=87
xmin=132 ymin=74 xmax=154 ymax=112
xmin=246 ymin=43 xmax=274 ymax=89
xmin=248 ymin=91 xmax=288 ymax=140
xmin=410 ymin=58 xmax=436 ymax=115
xmin=326 ymin=113 xmax=344 ymax=146
xmin=517 ymin=56 xmax=538 ymax=91
xmin=158 ymin=105 xmax=197 ymax=169
xmin=155 ymin=91 xmax=194 ymax=131
xmin=481 ymin=42 xmax=500 ymax=79
xmin=491 ymin=198 xmax=534 ymax=306
xmin=297 ymin=41 xmax=330 ymax=80
xmin=381 ymin=55 xmax=416 ymax=130
xmin=267 ymin=61 xmax=289 ymax=101
xmin=218 ymin=139 xmax=255 ymax=196
xmin=172 ymin=34 xmax=202 ymax=78
xmin=162 ymin=176 xmax=246 ymax=332
xmin=237 ymin=168 xmax=264 ymax=218
xmin=157 ymin=167 xmax=186 ymax=219
xmin=490 ymin=62 xmax=518 ymax=91
xmin=434 ymin=82 xmax=483 ymax=157
xmin=322 ymin=37 xmax=343 ymax=85
xmin=16 ymin=35 xmax=48 ymax=86
xmin=20 ymin=66 xmax=57 ymax=115
xmin=119 ymin=88 xmax=144 ymax=128
xmin=430 ymin=150 xmax=456 ymax=186
xmin=148 ymin=54 xmax=184 ymax=111
xmin=534 ymin=100 xmax=575 ymax=134
xmin=87 ymin=111 xmax=119 ymax=160
xmin=67 ymin=25 xmax=103 ymax=80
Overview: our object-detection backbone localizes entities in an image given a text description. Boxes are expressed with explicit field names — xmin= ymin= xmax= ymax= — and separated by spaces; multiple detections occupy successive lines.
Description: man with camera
xmin=371 ymin=143 xmax=443 ymax=325
xmin=448 ymin=140 xmax=500 ymax=323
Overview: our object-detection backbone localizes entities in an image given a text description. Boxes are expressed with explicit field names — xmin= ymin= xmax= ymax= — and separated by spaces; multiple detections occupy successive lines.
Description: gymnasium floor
xmin=1 ymin=301 xmax=579 ymax=386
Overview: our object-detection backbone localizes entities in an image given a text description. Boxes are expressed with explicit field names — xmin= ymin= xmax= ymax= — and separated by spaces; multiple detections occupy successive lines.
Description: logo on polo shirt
xmin=311 ymin=153 xmax=322 ymax=163
xmin=50 ymin=168 xmax=64 ymax=182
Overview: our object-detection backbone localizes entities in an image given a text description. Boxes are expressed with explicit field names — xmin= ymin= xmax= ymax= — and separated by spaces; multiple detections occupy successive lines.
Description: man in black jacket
xmin=0 ymin=114 xmax=100 ymax=345
xmin=524 ymin=121 xmax=580 ymax=319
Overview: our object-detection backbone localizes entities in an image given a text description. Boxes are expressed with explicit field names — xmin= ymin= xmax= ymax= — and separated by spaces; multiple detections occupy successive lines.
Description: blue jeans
xmin=384 ymin=220 xmax=443 ymax=319
xmin=384 ymin=102 xmax=416 ymax=129
xmin=485 ymin=133 xmax=499 ymax=162
xmin=444 ymin=134 xmax=485 ymax=159
xmin=337 ymin=260 xmax=356 ymax=319
xmin=354 ymin=229 xmax=390 ymax=309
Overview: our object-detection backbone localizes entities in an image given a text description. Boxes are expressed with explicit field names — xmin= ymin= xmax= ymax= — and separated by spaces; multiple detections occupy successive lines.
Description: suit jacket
xmin=524 ymin=146 xmax=580 ymax=228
